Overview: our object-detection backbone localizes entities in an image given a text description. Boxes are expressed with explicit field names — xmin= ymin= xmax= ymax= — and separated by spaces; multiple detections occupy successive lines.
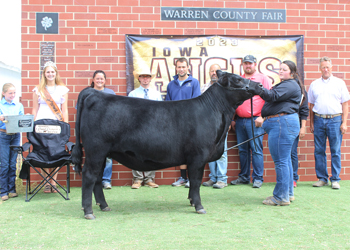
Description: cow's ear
xmin=216 ymin=70 xmax=224 ymax=78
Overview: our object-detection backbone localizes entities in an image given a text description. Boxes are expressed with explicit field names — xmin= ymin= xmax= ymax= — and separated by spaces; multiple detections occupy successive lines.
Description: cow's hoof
xmin=101 ymin=206 xmax=111 ymax=212
xmin=84 ymin=214 xmax=96 ymax=220
xmin=196 ymin=209 xmax=206 ymax=214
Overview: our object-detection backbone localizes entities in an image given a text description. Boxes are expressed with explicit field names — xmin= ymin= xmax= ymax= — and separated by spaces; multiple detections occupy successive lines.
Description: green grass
xmin=1 ymin=181 xmax=350 ymax=249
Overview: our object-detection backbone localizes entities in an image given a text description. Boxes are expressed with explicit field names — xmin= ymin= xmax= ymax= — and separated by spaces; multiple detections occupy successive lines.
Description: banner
xmin=125 ymin=35 xmax=304 ymax=97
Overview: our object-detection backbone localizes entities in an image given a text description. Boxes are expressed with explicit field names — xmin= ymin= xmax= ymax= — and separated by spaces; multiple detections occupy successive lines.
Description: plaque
xmin=184 ymin=29 xmax=204 ymax=35
xmin=76 ymin=43 xmax=95 ymax=49
xmin=75 ymin=71 xmax=94 ymax=78
xmin=36 ymin=13 xmax=59 ymax=34
xmin=161 ymin=7 xmax=286 ymax=23
xmin=333 ymin=73 xmax=345 ymax=79
xmin=40 ymin=42 xmax=55 ymax=56
xmin=107 ymin=86 xmax=118 ymax=92
xmin=97 ymin=28 xmax=118 ymax=34
xmin=141 ymin=29 xmax=161 ymax=35
xmin=40 ymin=57 xmax=55 ymax=70
xmin=307 ymin=59 xmax=319 ymax=65
xmin=98 ymin=57 xmax=118 ymax=63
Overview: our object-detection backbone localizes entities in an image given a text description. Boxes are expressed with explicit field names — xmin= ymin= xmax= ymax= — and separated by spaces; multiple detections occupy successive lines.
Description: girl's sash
xmin=43 ymin=88 xmax=64 ymax=122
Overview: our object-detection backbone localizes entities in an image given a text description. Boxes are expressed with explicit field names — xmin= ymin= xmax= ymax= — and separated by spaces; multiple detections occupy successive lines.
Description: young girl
xmin=0 ymin=83 xmax=24 ymax=201
xmin=32 ymin=61 xmax=69 ymax=193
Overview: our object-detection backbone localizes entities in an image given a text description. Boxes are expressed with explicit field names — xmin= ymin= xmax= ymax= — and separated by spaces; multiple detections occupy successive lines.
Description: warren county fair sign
xmin=161 ymin=7 xmax=286 ymax=23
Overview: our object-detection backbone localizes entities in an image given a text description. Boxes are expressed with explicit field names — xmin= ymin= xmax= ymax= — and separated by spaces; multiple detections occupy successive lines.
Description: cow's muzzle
xmin=247 ymin=80 xmax=263 ymax=96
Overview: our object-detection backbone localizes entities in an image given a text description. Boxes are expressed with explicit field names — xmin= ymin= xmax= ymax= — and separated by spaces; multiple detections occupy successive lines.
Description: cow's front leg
xmin=188 ymin=164 xmax=206 ymax=214
xmin=82 ymin=167 xmax=97 ymax=220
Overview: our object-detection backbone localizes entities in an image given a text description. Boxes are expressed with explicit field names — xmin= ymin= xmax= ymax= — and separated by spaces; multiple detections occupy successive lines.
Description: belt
xmin=237 ymin=116 xmax=259 ymax=119
xmin=315 ymin=113 xmax=342 ymax=119
xmin=265 ymin=112 xmax=288 ymax=120
xmin=0 ymin=129 xmax=15 ymax=135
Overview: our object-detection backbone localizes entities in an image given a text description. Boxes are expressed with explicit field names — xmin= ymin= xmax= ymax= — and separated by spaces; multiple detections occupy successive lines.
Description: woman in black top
xmin=255 ymin=60 xmax=305 ymax=206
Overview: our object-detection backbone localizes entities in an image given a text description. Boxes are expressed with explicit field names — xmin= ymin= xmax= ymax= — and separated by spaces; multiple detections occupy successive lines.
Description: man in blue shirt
xmin=166 ymin=58 xmax=201 ymax=188
xmin=129 ymin=68 xmax=162 ymax=189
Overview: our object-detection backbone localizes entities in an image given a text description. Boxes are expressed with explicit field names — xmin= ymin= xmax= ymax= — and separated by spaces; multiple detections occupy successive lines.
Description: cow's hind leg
xmin=187 ymin=163 xmax=206 ymax=214
xmin=93 ymin=166 xmax=110 ymax=212
xmin=82 ymin=165 xmax=97 ymax=220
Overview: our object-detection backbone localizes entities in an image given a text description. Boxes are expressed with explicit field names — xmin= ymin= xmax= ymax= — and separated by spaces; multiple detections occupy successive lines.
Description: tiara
xmin=44 ymin=61 xmax=57 ymax=69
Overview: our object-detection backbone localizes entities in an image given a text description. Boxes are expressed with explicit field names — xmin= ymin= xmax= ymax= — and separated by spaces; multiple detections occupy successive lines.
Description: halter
xmin=215 ymin=78 xmax=259 ymax=152
xmin=215 ymin=79 xmax=251 ymax=91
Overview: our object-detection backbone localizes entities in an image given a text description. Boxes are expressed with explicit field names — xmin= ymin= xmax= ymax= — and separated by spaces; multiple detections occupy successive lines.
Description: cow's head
xmin=216 ymin=70 xmax=263 ymax=97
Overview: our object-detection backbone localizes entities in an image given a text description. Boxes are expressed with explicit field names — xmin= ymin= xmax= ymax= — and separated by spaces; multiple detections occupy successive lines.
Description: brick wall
xmin=21 ymin=0 xmax=350 ymax=186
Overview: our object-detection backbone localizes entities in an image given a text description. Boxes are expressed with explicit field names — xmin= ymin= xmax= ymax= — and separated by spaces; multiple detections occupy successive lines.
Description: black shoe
xmin=230 ymin=177 xmax=249 ymax=185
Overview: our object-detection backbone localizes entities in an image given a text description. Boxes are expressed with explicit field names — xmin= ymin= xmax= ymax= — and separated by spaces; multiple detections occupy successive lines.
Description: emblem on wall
xmin=41 ymin=16 xmax=53 ymax=31
xmin=36 ymin=13 xmax=59 ymax=34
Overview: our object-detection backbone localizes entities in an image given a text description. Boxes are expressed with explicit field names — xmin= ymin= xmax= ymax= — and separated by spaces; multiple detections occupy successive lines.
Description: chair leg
xmin=25 ymin=167 xmax=55 ymax=201
xmin=47 ymin=165 xmax=70 ymax=200
xmin=25 ymin=178 xmax=29 ymax=202
xmin=25 ymin=162 xmax=71 ymax=201
xmin=67 ymin=163 xmax=70 ymax=193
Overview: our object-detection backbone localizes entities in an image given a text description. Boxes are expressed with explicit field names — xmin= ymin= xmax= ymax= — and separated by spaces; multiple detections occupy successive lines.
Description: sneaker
xmin=213 ymin=181 xmax=227 ymax=189
xmin=252 ymin=180 xmax=263 ymax=188
xmin=103 ymin=182 xmax=112 ymax=189
xmin=1 ymin=195 xmax=9 ymax=201
xmin=290 ymin=196 xmax=295 ymax=202
xmin=145 ymin=181 xmax=159 ymax=188
xmin=262 ymin=196 xmax=290 ymax=206
xmin=9 ymin=193 xmax=18 ymax=198
xmin=293 ymin=181 xmax=297 ymax=188
xmin=44 ymin=185 xmax=51 ymax=193
xmin=202 ymin=179 xmax=216 ymax=187
xmin=172 ymin=177 xmax=187 ymax=187
xmin=331 ymin=181 xmax=340 ymax=189
xmin=230 ymin=177 xmax=249 ymax=185
xmin=313 ymin=180 xmax=328 ymax=187
xmin=131 ymin=180 xmax=142 ymax=189
xmin=185 ymin=181 xmax=190 ymax=188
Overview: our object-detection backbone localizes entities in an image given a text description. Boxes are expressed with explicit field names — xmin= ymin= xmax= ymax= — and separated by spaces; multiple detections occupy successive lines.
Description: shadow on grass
xmin=2 ymin=182 xmax=350 ymax=249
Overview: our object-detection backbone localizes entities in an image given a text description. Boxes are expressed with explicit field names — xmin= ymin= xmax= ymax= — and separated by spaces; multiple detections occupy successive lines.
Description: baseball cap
xmin=243 ymin=55 xmax=257 ymax=63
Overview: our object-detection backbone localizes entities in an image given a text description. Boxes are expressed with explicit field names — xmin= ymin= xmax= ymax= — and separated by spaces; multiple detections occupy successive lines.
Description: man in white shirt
xmin=308 ymin=56 xmax=350 ymax=189
xmin=128 ymin=68 xmax=162 ymax=189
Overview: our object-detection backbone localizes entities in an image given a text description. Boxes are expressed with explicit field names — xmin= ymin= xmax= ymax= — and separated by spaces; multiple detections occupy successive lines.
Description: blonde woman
xmin=32 ymin=61 xmax=69 ymax=193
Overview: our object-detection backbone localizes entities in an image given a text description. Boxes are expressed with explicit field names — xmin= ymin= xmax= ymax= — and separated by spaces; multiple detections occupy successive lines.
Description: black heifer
xmin=72 ymin=70 xmax=262 ymax=219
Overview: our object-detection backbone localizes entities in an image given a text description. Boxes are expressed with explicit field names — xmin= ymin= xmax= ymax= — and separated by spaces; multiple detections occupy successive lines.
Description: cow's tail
xmin=71 ymin=87 xmax=91 ymax=174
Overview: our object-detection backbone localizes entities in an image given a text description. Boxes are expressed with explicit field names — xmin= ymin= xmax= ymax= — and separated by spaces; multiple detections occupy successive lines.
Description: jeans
xmin=236 ymin=117 xmax=265 ymax=182
xmin=313 ymin=115 xmax=342 ymax=183
xmin=0 ymin=132 xmax=20 ymax=197
xmin=291 ymin=135 xmax=300 ymax=182
xmin=263 ymin=113 xmax=299 ymax=203
xmin=102 ymin=157 xmax=113 ymax=185
xmin=208 ymin=134 xmax=228 ymax=183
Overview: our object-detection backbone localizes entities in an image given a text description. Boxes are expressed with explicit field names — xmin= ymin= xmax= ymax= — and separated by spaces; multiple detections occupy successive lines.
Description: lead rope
xmin=250 ymin=97 xmax=257 ymax=151
xmin=226 ymin=97 xmax=267 ymax=152
xmin=226 ymin=132 xmax=266 ymax=152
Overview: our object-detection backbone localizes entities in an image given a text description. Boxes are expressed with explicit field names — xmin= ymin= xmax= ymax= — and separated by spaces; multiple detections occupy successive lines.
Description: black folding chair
xmin=11 ymin=119 xmax=74 ymax=202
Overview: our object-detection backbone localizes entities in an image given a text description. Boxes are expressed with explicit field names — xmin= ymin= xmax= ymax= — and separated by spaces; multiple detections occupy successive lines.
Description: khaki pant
xmin=132 ymin=170 xmax=156 ymax=183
